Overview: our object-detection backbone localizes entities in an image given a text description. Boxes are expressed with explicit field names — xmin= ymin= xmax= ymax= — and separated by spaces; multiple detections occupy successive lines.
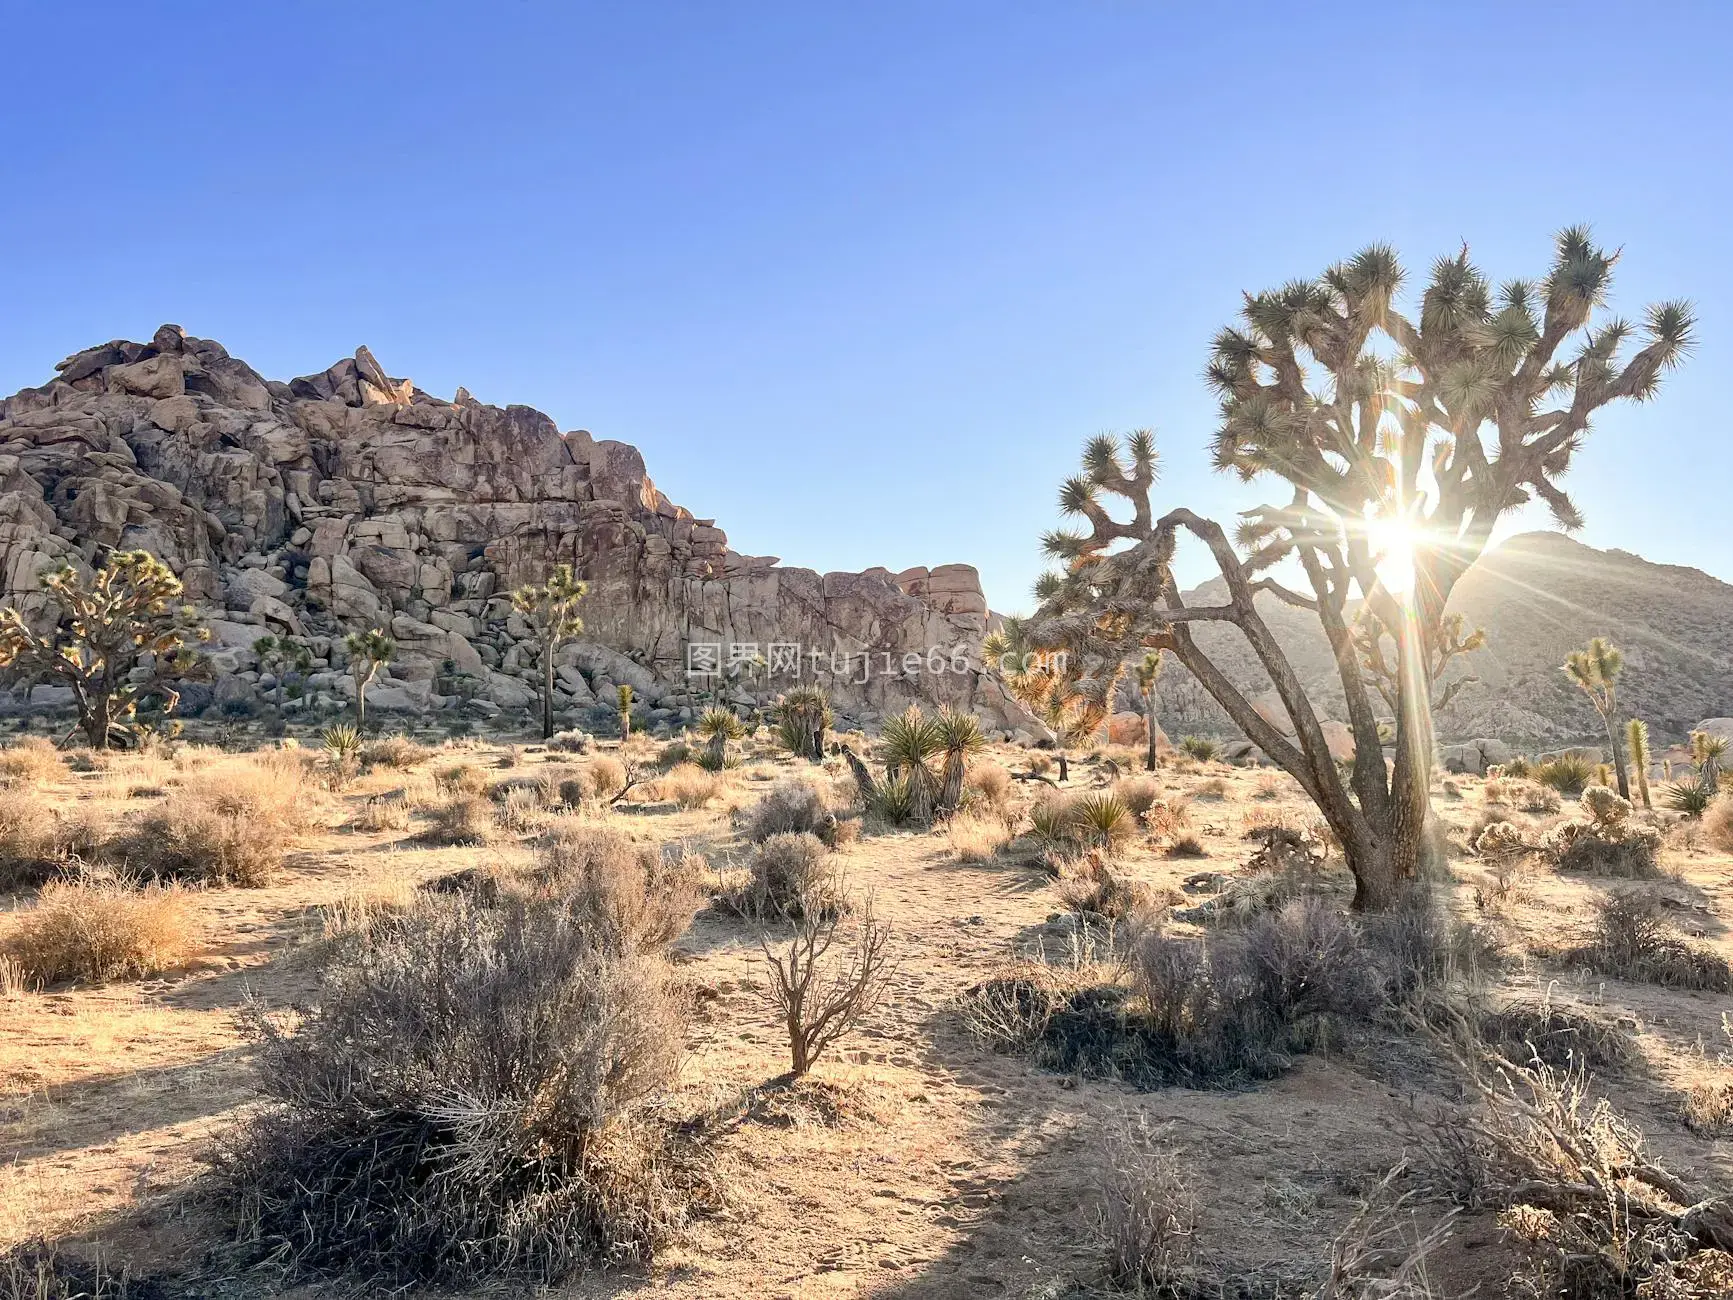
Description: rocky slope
xmin=1154 ymin=531 xmax=1733 ymax=747
xmin=0 ymin=327 xmax=1028 ymax=732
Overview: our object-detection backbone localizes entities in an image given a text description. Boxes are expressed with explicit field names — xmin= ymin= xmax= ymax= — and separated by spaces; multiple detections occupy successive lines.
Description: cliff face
xmin=0 ymin=326 xmax=1029 ymax=731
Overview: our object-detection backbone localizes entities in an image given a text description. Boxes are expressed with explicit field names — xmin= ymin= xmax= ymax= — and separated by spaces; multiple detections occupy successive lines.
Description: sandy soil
xmin=3 ymin=734 xmax=1730 ymax=1297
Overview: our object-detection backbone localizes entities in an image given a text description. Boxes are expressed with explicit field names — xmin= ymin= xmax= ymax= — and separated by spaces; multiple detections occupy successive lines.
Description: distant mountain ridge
xmin=1163 ymin=531 xmax=1733 ymax=747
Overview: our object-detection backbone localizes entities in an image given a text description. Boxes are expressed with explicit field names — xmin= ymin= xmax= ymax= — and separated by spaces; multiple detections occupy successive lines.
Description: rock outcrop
xmin=0 ymin=327 xmax=1029 ymax=732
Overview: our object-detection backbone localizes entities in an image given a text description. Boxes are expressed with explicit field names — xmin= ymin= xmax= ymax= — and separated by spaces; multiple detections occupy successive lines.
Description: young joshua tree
xmin=1133 ymin=650 xmax=1164 ymax=771
xmin=510 ymin=564 xmax=588 ymax=740
xmin=1019 ymin=231 xmax=1690 ymax=908
xmin=1564 ymin=636 xmax=1629 ymax=800
xmin=253 ymin=634 xmax=314 ymax=713
xmin=934 ymin=706 xmax=987 ymax=816
xmin=773 ymin=684 xmax=833 ymax=761
xmin=0 ymin=550 xmax=208 ymax=750
xmin=694 ymin=706 xmax=746 ymax=769
xmin=1626 ymin=718 xmax=1653 ymax=810
xmin=343 ymin=629 xmax=394 ymax=731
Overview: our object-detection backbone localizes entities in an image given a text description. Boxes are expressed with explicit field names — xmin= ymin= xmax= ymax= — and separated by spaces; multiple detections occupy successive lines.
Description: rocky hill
xmin=0 ymin=327 xmax=1028 ymax=733
xmin=1154 ymin=531 xmax=1733 ymax=748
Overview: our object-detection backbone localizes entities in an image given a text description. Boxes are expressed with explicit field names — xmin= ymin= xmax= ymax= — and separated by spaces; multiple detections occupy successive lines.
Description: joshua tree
xmin=983 ymin=617 xmax=1096 ymax=782
xmin=253 ymin=634 xmax=314 ymax=713
xmin=1690 ymin=730 xmax=1727 ymax=789
xmin=693 ymin=706 xmax=746 ymax=769
xmin=0 ymin=550 xmax=208 ymax=750
xmin=343 ymin=629 xmax=394 ymax=731
xmin=1133 ymin=650 xmax=1163 ymax=771
xmin=1626 ymin=718 xmax=1653 ymax=810
xmin=934 ymin=706 xmax=987 ymax=816
xmin=617 ymin=683 xmax=634 ymax=739
xmin=880 ymin=705 xmax=945 ymax=826
xmin=1564 ymin=636 xmax=1629 ymax=800
xmin=510 ymin=564 xmax=588 ymax=740
xmin=1018 ymin=232 xmax=1690 ymax=909
xmin=772 ymin=684 xmax=833 ymax=761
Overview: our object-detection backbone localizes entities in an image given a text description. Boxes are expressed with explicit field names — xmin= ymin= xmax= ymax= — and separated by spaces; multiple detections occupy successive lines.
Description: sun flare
xmin=1366 ymin=515 xmax=1417 ymax=598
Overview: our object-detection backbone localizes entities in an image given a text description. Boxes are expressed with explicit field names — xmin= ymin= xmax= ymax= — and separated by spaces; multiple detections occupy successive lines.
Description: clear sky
xmin=3 ymin=1 xmax=1728 ymax=611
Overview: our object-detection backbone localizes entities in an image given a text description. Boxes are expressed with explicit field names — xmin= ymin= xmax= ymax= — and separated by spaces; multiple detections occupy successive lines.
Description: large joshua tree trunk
xmin=541 ymin=642 xmax=556 ymax=740
xmin=1143 ymin=690 xmax=1159 ymax=772
xmin=1605 ymin=714 xmax=1631 ymax=801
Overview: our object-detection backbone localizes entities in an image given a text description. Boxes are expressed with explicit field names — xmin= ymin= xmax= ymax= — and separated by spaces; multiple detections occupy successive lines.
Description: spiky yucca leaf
xmin=695 ymin=708 xmax=746 ymax=741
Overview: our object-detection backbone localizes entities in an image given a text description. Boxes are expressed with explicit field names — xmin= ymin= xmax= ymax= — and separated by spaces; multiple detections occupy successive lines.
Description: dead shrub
xmin=1681 ymin=1078 xmax=1733 ymax=1137
xmin=655 ymin=762 xmax=720 ymax=810
xmin=531 ymin=825 xmax=702 ymax=952
xmin=214 ymin=891 xmax=693 ymax=1287
xmin=744 ymin=778 xmax=829 ymax=843
xmin=1567 ymin=891 xmax=1732 ymax=991
xmin=1542 ymin=816 xmax=1662 ymax=878
xmin=761 ymin=902 xmax=893 ymax=1077
xmin=3 ymin=876 xmax=194 ymax=985
xmin=357 ymin=795 xmax=413 ymax=833
xmin=119 ymin=763 xmax=317 ymax=887
xmin=1164 ymin=834 xmax=1207 ymax=859
xmin=0 ymin=737 xmax=66 ymax=788
xmin=423 ymin=794 xmax=494 ymax=846
xmin=723 ymin=832 xmax=844 ymax=922
xmin=0 ymin=1243 xmax=139 ymax=1299
xmin=1476 ymin=997 xmax=1634 ymax=1072
xmin=1093 ymin=1118 xmax=1197 ymax=1294
xmin=948 ymin=812 xmax=1013 ymax=863
xmin=1193 ymin=777 xmax=1227 ymax=800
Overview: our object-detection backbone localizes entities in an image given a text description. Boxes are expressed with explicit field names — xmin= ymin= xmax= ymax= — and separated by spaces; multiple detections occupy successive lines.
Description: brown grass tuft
xmin=0 ymin=737 xmax=66 ymax=788
xmin=3 ymin=876 xmax=195 ymax=985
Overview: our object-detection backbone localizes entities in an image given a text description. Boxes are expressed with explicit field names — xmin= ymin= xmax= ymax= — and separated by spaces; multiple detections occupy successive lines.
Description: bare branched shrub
xmin=1567 ymin=891 xmax=1732 ymax=992
xmin=1422 ymin=1054 xmax=1727 ymax=1297
xmin=760 ymin=902 xmax=893 ymax=1077
xmin=1056 ymin=854 xmax=1153 ymax=921
xmin=531 ymin=825 xmax=702 ymax=953
xmin=1315 ymin=1164 xmax=1454 ymax=1299
xmin=3 ymin=876 xmax=194 ymax=985
xmin=744 ymin=778 xmax=829 ymax=843
xmin=1093 ymin=1117 xmax=1197 ymax=1293
xmin=215 ymin=892 xmax=693 ymax=1287
xmin=722 ymin=832 xmax=845 ymax=922
xmin=0 ymin=737 xmax=66 ymax=788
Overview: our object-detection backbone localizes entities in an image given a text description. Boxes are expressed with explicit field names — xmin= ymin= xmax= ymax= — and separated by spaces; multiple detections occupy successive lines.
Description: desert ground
xmin=2 ymin=720 xmax=1731 ymax=1298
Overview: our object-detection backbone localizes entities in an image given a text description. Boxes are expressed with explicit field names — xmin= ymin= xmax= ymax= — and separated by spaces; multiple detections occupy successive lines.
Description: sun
xmin=1366 ymin=514 xmax=1417 ymax=598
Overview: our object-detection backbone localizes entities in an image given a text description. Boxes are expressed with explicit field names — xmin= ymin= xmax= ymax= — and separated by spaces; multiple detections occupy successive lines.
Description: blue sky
xmin=3 ymin=1 xmax=1728 ymax=611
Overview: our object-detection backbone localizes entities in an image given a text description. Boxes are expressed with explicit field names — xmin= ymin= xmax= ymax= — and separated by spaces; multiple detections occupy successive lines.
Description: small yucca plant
xmin=1626 ymin=719 xmax=1653 ymax=810
xmin=1029 ymin=795 xmax=1079 ymax=847
xmin=1535 ymin=754 xmax=1594 ymax=796
xmin=869 ymin=770 xmax=918 ymax=827
xmin=934 ymin=706 xmax=987 ymax=817
xmin=321 ymin=723 xmax=361 ymax=763
xmin=1180 ymin=736 xmax=1218 ymax=762
xmin=694 ymin=707 xmax=745 ymax=770
xmin=1072 ymin=791 xmax=1133 ymax=852
xmin=1665 ymin=776 xmax=1716 ymax=817
xmin=880 ymin=705 xmax=944 ymax=826
xmin=1691 ymin=730 xmax=1727 ymax=788
xmin=772 ymin=685 xmax=833 ymax=761
xmin=1503 ymin=754 xmax=1533 ymax=779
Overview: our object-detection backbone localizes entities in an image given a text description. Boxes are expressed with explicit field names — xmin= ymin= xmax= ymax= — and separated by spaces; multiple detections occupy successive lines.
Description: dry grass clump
xmin=0 ymin=790 xmax=60 ymax=890
xmin=1484 ymin=777 xmax=1561 ymax=814
xmin=1112 ymin=776 xmax=1161 ymax=819
xmin=0 ymin=1243 xmax=138 ymax=1299
xmin=655 ymin=762 xmax=720 ymax=810
xmin=948 ymin=812 xmax=1014 ymax=863
xmin=1093 ymin=1118 xmax=1197 ymax=1295
xmin=2 ymin=876 xmax=194 ymax=986
xmin=1164 ymin=835 xmax=1207 ymax=859
xmin=1567 ymin=891 xmax=1732 ymax=992
xmin=422 ymin=793 xmax=494 ymax=845
xmin=434 ymin=762 xmax=490 ymax=797
xmin=722 ymin=832 xmax=846 ymax=922
xmin=362 ymin=734 xmax=432 ymax=770
xmin=531 ymin=825 xmax=703 ymax=952
xmin=215 ymin=889 xmax=694 ymax=1287
xmin=744 ymin=778 xmax=830 ymax=843
xmin=963 ymin=762 xmax=1014 ymax=814
xmin=356 ymin=795 xmax=414 ymax=833
xmin=118 ymin=763 xmax=317 ymax=887
xmin=1056 ymin=854 xmax=1154 ymax=921
xmin=1193 ymin=777 xmax=1228 ymax=800
xmin=0 ymin=737 xmax=66 ymax=788
xmin=1475 ymin=996 xmax=1634 ymax=1072
xmin=1701 ymin=796 xmax=1733 ymax=853
xmin=586 ymin=756 xmax=629 ymax=802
